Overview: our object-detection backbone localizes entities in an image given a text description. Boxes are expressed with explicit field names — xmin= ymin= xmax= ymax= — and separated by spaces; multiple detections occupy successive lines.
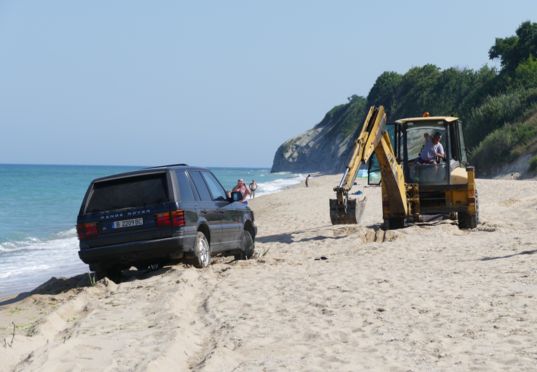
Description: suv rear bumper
xmin=78 ymin=236 xmax=185 ymax=266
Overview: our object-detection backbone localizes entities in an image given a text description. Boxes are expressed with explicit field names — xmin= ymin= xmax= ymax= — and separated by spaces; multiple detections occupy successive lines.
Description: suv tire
xmin=235 ymin=230 xmax=254 ymax=260
xmin=92 ymin=264 xmax=122 ymax=283
xmin=193 ymin=231 xmax=211 ymax=268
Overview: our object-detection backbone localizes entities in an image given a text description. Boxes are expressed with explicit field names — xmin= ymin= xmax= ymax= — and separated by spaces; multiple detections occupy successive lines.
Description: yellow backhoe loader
xmin=330 ymin=106 xmax=478 ymax=229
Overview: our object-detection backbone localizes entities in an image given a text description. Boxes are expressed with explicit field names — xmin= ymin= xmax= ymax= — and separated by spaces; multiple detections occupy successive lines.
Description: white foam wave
xmin=0 ymin=236 xmax=81 ymax=275
xmin=255 ymin=174 xmax=304 ymax=197
xmin=56 ymin=228 xmax=77 ymax=238
xmin=270 ymin=171 xmax=293 ymax=176
xmin=0 ymin=229 xmax=78 ymax=253
xmin=0 ymin=238 xmax=44 ymax=252
xmin=0 ymin=234 xmax=86 ymax=295
xmin=0 ymin=264 xmax=51 ymax=280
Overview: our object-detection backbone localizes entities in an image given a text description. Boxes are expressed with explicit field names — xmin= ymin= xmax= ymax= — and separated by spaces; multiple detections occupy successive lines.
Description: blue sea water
xmin=0 ymin=164 xmax=303 ymax=296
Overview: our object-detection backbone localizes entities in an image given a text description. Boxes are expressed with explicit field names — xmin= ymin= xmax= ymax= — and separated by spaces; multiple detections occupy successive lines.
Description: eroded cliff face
xmin=271 ymin=122 xmax=352 ymax=173
xmin=271 ymin=98 xmax=366 ymax=174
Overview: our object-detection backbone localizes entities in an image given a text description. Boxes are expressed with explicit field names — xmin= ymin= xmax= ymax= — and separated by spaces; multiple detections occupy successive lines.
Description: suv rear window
xmin=85 ymin=173 xmax=169 ymax=213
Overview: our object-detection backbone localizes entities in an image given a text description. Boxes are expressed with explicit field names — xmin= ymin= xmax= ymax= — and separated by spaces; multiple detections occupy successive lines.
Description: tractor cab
xmin=393 ymin=116 xmax=468 ymax=186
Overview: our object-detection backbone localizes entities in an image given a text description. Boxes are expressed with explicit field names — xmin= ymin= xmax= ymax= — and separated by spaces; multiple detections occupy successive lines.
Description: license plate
xmin=112 ymin=218 xmax=144 ymax=229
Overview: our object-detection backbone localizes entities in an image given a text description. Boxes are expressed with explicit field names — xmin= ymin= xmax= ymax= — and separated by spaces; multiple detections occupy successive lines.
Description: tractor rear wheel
xmin=384 ymin=217 xmax=405 ymax=229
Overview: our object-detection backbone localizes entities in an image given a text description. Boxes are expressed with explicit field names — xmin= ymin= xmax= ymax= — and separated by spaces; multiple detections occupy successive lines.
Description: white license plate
xmin=112 ymin=218 xmax=144 ymax=229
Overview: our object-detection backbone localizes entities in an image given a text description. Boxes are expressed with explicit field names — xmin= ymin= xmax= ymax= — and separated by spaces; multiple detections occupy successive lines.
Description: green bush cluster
xmin=471 ymin=118 xmax=537 ymax=173
xmin=464 ymin=89 xmax=537 ymax=148
xmin=468 ymin=92 xmax=537 ymax=173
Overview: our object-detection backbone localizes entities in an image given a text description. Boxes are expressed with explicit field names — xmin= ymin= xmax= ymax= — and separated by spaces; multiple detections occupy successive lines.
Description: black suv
xmin=76 ymin=164 xmax=256 ymax=279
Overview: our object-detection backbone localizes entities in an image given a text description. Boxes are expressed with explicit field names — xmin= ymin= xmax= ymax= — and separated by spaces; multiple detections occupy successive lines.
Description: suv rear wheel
xmin=193 ymin=231 xmax=211 ymax=268
xmin=92 ymin=264 xmax=122 ymax=283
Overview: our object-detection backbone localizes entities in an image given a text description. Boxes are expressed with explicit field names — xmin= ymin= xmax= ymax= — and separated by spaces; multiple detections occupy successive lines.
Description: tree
xmin=394 ymin=64 xmax=441 ymax=118
xmin=367 ymin=71 xmax=402 ymax=116
xmin=511 ymin=56 xmax=537 ymax=90
xmin=489 ymin=21 xmax=537 ymax=73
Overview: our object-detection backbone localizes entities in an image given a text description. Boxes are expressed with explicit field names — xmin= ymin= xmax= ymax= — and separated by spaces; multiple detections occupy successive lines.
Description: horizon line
xmin=0 ymin=162 xmax=273 ymax=169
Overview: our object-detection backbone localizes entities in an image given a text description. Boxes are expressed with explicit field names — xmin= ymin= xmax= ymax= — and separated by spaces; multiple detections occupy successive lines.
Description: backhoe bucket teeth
xmin=329 ymin=197 xmax=366 ymax=225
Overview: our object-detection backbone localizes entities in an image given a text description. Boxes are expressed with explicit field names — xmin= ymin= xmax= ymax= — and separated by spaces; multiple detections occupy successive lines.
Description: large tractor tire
xmin=384 ymin=217 xmax=405 ymax=229
xmin=458 ymin=191 xmax=479 ymax=229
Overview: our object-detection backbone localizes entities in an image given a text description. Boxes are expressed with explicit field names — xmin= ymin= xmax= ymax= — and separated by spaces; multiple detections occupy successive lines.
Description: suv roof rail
xmin=145 ymin=163 xmax=189 ymax=169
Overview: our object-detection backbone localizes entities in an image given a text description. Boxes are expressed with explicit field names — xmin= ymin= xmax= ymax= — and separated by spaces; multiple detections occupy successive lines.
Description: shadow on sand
xmin=256 ymin=232 xmax=348 ymax=245
xmin=0 ymin=267 xmax=171 ymax=307
xmin=480 ymin=249 xmax=537 ymax=261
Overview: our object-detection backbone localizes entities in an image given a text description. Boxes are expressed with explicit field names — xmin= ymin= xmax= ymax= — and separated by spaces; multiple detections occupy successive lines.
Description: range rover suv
xmin=76 ymin=164 xmax=257 ymax=280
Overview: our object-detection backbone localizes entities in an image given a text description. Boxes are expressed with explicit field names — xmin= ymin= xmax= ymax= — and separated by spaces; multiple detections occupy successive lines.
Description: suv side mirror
xmin=229 ymin=191 xmax=242 ymax=202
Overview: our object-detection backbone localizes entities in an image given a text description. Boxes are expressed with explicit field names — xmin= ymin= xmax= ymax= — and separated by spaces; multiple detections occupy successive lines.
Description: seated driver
xmin=418 ymin=132 xmax=445 ymax=164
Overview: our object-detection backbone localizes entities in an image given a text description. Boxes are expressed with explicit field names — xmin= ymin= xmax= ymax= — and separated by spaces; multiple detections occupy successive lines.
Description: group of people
xmin=234 ymin=174 xmax=313 ymax=203
xmin=232 ymin=179 xmax=257 ymax=202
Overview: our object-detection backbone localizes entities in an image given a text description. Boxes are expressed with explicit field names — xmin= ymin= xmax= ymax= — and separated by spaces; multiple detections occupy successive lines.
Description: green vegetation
xmin=366 ymin=65 xmax=496 ymax=123
xmin=339 ymin=96 xmax=367 ymax=138
xmin=489 ymin=21 xmax=537 ymax=74
xmin=315 ymin=95 xmax=367 ymax=140
xmin=471 ymin=118 xmax=537 ymax=175
xmin=529 ymin=155 xmax=537 ymax=172
xmin=465 ymin=88 xmax=537 ymax=148
xmin=322 ymin=21 xmax=537 ymax=176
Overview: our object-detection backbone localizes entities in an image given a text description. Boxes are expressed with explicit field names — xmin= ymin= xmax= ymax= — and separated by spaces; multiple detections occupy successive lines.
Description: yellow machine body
xmin=330 ymin=106 xmax=479 ymax=229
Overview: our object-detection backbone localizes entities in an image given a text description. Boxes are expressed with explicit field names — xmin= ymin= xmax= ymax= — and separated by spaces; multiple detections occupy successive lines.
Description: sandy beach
xmin=1 ymin=175 xmax=536 ymax=371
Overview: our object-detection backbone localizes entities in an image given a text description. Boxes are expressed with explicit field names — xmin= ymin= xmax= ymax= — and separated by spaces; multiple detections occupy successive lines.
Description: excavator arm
xmin=330 ymin=106 xmax=409 ymax=225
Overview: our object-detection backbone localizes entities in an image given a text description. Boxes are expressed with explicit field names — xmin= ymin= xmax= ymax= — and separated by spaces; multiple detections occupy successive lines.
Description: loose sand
xmin=1 ymin=175 xmax=536 ymax=371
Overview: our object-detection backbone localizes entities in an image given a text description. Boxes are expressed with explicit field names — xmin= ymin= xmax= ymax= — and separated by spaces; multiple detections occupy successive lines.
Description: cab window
xmin=406 ymin=126 xmax=446 ymax=160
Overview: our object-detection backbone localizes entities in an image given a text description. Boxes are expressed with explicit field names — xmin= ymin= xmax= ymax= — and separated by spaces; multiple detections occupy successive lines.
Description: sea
xmin=0 ymin=164 xmax=304 ymax=297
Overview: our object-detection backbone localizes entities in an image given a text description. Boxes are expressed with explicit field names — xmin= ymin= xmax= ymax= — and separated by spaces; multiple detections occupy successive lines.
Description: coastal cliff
xmin=271 ymin=96 xmax=366 ymax=174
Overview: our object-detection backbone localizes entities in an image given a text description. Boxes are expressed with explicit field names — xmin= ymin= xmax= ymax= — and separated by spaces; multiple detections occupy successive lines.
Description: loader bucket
xmin=329 ymin=197 xmax=366 ymax=225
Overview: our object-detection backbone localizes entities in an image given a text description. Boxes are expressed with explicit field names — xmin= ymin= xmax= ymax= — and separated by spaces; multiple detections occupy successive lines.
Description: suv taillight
xmin=77 ymin=222 xmax=98 ymax=240
xmin=156 ymin=210 xmax=185 ymax=227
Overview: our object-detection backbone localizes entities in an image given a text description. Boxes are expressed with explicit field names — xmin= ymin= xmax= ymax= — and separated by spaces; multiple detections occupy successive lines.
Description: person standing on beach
xmin=305 ymin=174 xmax=311 ymax=187
xmin=232 ymin=179 xmax=251 ymax=202
xmin=249 ymin=180 xmax=257 ymax=199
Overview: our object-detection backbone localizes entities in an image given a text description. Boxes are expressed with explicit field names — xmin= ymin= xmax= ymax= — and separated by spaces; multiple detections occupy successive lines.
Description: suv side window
xmin=175 ymin=170 xmax=197 ymax=202
xmin=201 ymin=171 xmax=227 ymax=201
xmin=189 ymin=171 xmax=212 ymax=201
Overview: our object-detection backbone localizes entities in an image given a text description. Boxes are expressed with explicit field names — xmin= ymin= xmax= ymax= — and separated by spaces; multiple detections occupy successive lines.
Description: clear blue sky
xmin=0 ymin=1 xmax=533 ymax=167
